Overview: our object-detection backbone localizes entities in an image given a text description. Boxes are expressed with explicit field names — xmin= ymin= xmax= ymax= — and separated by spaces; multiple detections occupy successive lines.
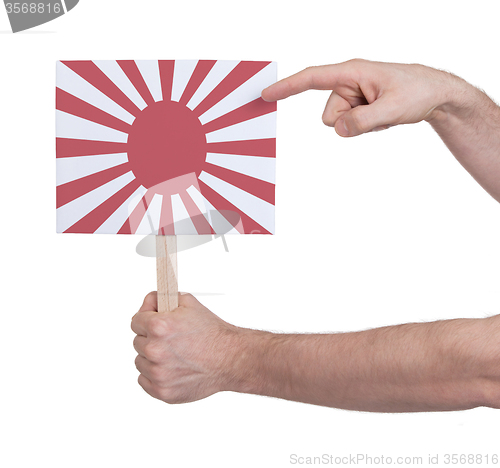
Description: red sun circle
xmin=127 ymin=100 xmax=207 ymax=190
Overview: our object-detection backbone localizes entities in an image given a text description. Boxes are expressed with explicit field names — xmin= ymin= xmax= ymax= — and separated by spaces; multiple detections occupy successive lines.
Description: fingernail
xmin=336 ymin=118 xmax=349 ymax=137
xmin=261 ymin=87 xmax=272 ymax=102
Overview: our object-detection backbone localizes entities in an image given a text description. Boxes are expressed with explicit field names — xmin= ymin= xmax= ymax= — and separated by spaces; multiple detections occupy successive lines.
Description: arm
xmin=132 ymin=293 xmax=500 ymax=412
xmin=234 ymin=315 xmax=500 ymax=412
xmin=262 ymin=59 xmax=500 ymax=203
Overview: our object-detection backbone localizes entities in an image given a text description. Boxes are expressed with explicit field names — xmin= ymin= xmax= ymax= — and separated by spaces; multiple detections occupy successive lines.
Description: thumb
xmin=335 ymin=98 xmax=397 ymax=137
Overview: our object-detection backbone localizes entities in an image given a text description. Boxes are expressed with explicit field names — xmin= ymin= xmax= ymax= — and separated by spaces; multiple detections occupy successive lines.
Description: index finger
xmin=131 ymin=310 xmax=157 ymax=336
xmin=261 ymin=64 xmax=344 ymax=102
xmin=131 ymin=292 xmax=158 ymax=336
xmin=139 ymin=291 xmax=158 ymax=313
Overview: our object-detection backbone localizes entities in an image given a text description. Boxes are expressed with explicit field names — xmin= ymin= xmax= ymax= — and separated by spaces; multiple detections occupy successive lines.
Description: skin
xmin=261 ymin=59 xmax=500 ymax=203
xmin=132 ymin=59 xmax=500 ymax=412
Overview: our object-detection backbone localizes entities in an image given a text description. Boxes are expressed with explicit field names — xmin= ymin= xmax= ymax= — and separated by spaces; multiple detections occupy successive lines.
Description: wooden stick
xmin=156 ymin=235 xmax=178 ymax=312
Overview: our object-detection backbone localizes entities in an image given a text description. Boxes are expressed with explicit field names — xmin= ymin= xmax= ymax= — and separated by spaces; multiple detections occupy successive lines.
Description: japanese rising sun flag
xmin=56 ymin=60 xmax=277 ymax=235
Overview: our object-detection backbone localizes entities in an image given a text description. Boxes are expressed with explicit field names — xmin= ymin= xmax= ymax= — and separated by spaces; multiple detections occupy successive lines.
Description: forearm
xmin=428 ymin=74 xmax=500 ymax=203
xmin=226 ymin=315 xmax=500 ymax=412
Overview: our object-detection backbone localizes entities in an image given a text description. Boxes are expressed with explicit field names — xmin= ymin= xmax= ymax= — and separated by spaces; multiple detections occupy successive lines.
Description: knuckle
xmin=180 ymin=292 xmax=194 ymax=301
xmin=347 ymin=58 xmax=365 ymax=66
xmin=179 ymin=292 xmax=196 ymax=307
xmin=130 ymin=313 xmax=139 ymax=330
xmin=147 ymin=315 xmax=169 ymax=338
xmin=304 ymin=65 xmax=317 ymax=74
xmin=302 ymin=66 xmax=317 ymax=89
xmin=132 ymin=335 xmax=140 ymax=349
xmin=157 ymin=388 xmax=171 ymax=402
xmin=149 ymin=365 xmax=166 ymax=383
xmin=322 ymin=110 xmax=335 ymax=127
xmin=147 ymin=381 xmax=166 ymax=401
xmin=138 ymin=374 xmax=147 ymax=389
xmin=134 ymin=355 xmax=142 ymax=369
xmin=159 ymin=389 xmax=185 ymax=405
xmin=345 ymin=58 xmax=369 ymax=80
xmin=349 ymin=108 xmax=368 ymax=132
xmin=143 ymin=342 xmax=163 ymax=362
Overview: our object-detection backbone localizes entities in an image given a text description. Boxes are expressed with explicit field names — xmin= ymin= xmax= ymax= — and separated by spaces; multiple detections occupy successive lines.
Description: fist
xmin=131 ymin=292 xmax=241 ymax=404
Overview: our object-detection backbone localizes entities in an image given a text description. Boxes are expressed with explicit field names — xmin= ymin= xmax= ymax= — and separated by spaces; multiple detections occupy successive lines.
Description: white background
xmin=1 ymin=1 xmax=499 ymax=466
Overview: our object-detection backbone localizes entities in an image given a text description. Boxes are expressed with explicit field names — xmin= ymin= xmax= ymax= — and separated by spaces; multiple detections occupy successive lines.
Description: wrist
xmin=425 ymin=70 xmax=484 ymax=125
xmin=220 ymin=326 xmax=282 ymax=396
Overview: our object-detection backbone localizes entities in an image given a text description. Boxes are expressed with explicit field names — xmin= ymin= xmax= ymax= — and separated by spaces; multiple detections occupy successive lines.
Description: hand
xmin=262 ymin=59 xmax=464 ymax=137
xmin=131 ymin=292 xmax=242 ymax=404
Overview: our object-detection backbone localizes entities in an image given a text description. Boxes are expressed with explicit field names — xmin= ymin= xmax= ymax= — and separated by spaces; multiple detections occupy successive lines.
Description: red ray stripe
xmin=179 ymin=60 xmax=216 ymax=106
xmin=202 ymin=98 xmax=276 ymax=134
xmin=203 ymin=165 xmax=275 ymax=205
xmin=192 ymin=61 xmax=271 ymax=118
xmin=64 ymin=179 xmax=141 ymax=233
xmin=199 ymin=180 xmax=271 ymax=235
xmin=62 ymin=61 xmax=142 ymax=117
xmin=56 ymin=88 xmax=132 ymax=134
xmin=118 ymin=190 xmax=155 ymax=234
xmin=179 ymin=191 xmax=215 ymax=234
xmin=206 ymin=138 xmax=276 ymax=157
xmin=57 ymin=163 xmax=131 ymax=208
xmin=159 ymin=194 xmax=174 ymax=235
xmin=117 ymin=60 xmax=155 ymax=106
xmin=56 ymin=138 xmax=128 ymax=158
xmin=159 ymin=60 xmax=175 ymax=102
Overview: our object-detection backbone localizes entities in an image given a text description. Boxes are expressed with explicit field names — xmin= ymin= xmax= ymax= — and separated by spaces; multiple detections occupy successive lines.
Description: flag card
xmin=56 ymin=60 xmax=277 ymax=235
